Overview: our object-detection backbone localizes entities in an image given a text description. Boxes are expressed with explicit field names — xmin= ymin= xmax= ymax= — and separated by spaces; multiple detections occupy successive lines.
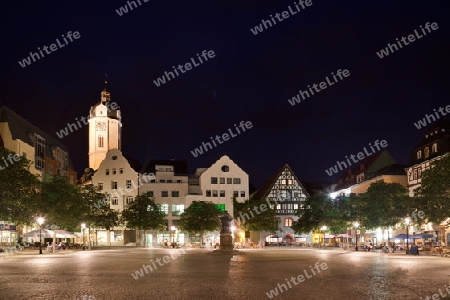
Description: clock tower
xmin=88 ymin=83 xmax=122 ymax=170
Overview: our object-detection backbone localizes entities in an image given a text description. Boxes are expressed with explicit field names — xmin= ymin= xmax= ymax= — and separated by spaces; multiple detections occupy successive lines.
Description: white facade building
xmin=186 ymin=155 xmax=249 ymax=218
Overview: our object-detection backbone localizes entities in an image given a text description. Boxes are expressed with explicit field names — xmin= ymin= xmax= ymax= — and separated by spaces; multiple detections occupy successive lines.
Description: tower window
xmin=98 ymin=136 xmax=104 ymax=148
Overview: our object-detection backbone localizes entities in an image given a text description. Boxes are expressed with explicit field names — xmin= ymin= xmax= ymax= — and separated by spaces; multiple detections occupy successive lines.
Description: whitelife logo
xmin=413 ymin=105 xmax=450 ymax=129
xmin=376 ymin=22 xmax=438 ymax=59
xmin=18 ymin=31 xmax=81 ymax=68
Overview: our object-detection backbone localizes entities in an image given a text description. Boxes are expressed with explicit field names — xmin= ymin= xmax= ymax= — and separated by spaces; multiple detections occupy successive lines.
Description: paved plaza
xmin=1 ymin=247 xmax=450 ymax=300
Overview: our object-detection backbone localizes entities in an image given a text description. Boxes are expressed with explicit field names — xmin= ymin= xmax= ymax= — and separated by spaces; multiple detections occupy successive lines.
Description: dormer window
xmin=417 ymin=150 xmax=422 ymax=159
xmin=424 ymin=147 xmax=430 ymax=158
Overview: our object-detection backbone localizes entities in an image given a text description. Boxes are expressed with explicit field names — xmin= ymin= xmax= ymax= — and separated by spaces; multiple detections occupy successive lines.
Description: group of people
xmin=46 ymin=242 xmax=66 ymax=252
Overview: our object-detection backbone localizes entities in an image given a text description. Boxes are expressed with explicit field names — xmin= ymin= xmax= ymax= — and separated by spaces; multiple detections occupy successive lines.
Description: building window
xmin=120 ymin=168 xmax=123 ymax=174
xmin=35 ymin=134 xmax=45 ymax=171
xmin=113 ymin=168 xmax=116 ymax=175
xmin=233 ymin=178 xmax=241 ymax=184
xmin=215 ymin=204 xmax=225 ymax=212
xmin=47 ymin=165 xmax=53 ymax=174
xmin=126 ymin=180 xmax=132 ymax=189
xmin=98 ymin=182 xmax=103 ymax=191
xmin=206 ymin=190 xmax=211 ymax=197
xmin=432 ymin=143 xmax=438 ymax=153
xmin=112 ymin=197 xmax=118 ymax=205
xmin=160 ymin=179 xmax=166 ymax=183
xmin=417 ymin=150 xmax=422 ymax=159
xmin=172 ymin=204 xmax=184 ymax=216
xmin=287 ymin=179 xmax=293 ymax=185
xmin=177 ymin=180 xmax=182 ymax=183
xmin=167 ymin=180 xmax=173 ymax=183
xmin=413 ymin=169 xmax=418 ymax=180
xmin=220 ymin=177 xmax=225 ymax=184
xmin=161 ymin=191 xmax=168 ymax=197
xmin=160 ymin=204 xmax=169 ymax=215
xmin=112 ymin=155 xmax=117 ymax=160
xmin=220 ymin=190 xmax=225 ymax=197
xmin=211 ymin=177 xmax=218 ymax=184
xmin=424 ymin=147 xmax=430 ymax=158
xmin=212 ymin=190 xmax=218 ymax=197
xmin=111 ymin=181 xmax=118 ymax=189
xmin=284 ymin=218 xmax=293 ymax=227
xmin=221 ymin=165 xmax=229 ymax=172
xmin=227 ymin=178 xmax=232 ymax=184
xmin=98 ymin=136 xmax=104 ymax=148
xmin=240 ymin=191 xmax=245 ymax=197
xmin=281 ymin=179 xmax=286 ymax=185
xmin=106 ymin=169 xmax=110 ymax=175
xmin=293 ymin=203 xmax=298 ymax=210
xmin=171 ymin=191 xmax=179 ymax=197
xmin=146 ymin=191 xmax=154 ymax=197
xmin=233 ymin=191 xmax=238 ymax=198
xmin=126 ymin=196 xmax=133 ymax=204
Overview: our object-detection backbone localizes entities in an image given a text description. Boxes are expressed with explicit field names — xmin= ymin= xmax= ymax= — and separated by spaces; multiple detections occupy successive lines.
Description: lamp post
xmin=354 ymin=222 xmax=360 ymax=251
xmin=37 ymin=217 xmax=44 ymax=254
xmin=320 ymin=225 xmax=327 ymax=249
xmin=170 ymin=226 xmax=176 ymax=245
xmin=81 ymin=223 xmax=86 ymax=250
xmin=405 ymin=217 xmax=411 ymax=254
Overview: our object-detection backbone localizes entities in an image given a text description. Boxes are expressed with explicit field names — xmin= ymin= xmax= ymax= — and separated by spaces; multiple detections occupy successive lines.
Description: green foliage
xmin=80 ymin=184 xmax=119 ymax=231
xmin=236 ymin=198 xmax=279 ymax=233
xmin=178 ymin=201 xmax=221 ymax=235
xmin=292 ymin=193 xmax=334 ymax=234
xmin=413 ymin=154 xmax=450 ymax=225
xmin=0 ymin=148 xmax=40 ymax=226
xmin=39 ymin=174 xmax=85 ymax=230
xmin=356 ymin=181 xmax=409 ymax=229
xmin=121 ymin=195 xmax=166 ymax=231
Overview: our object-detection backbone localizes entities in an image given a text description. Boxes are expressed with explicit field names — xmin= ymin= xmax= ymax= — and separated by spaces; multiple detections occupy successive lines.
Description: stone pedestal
xmin=219 ymin=233 xmax=234 ymax=251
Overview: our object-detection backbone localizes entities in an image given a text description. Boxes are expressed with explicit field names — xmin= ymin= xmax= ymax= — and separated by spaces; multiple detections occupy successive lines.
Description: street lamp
xmin=353 ymin=222 xmax=360 ymax=251
xmin=405 ymin=217 xmax=411 ymax=254
xmin=81 ymin=223 xmax=86 ymax=250
xmin=320 ymin=225 xmax=327 ymax=249
xmin=37 ymin=217 xmax=44 ymax=254
xmin=170 ymin=226 xmax=176 ymax=245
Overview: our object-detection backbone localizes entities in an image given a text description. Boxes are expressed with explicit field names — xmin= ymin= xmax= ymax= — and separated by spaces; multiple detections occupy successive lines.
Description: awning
xmin=336 ymin=234 xmax=353 ymax=238
xmin=324 ymin=234 xmax=335 ymax=239
xmin=410 ymin=233 xmax=435 ymax=239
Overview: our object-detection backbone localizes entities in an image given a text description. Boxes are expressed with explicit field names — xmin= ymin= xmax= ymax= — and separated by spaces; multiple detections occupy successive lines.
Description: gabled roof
xmin=0 ymin=106 xmax=74 ymax=168
xmin=251 ymin=164 xmax=309 ymax=201
xmin=140 ymin=157 xmax=188 ymax=175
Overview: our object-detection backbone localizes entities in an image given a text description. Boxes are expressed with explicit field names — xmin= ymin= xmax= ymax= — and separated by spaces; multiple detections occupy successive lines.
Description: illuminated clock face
xmin=96 ymin=122 xmax=107 ymax=131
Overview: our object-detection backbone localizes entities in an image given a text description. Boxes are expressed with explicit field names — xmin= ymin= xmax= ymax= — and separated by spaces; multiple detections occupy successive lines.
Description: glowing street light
xmin=405 ymin=217 xmax=411 ymax=254
xmin=37 ymin=217 xmax=44 ymax=255
xmin=353 ymin=222 xmax=360 ymax=251
xmin=81 ymin=223 xmax=86 ymax=250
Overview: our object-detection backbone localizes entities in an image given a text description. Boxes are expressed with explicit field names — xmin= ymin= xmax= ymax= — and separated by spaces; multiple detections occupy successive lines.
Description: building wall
xmin=139 ymin=166 xmax=189 ymax=229
xmin=187 ymin=155 xmax=249 ymax=217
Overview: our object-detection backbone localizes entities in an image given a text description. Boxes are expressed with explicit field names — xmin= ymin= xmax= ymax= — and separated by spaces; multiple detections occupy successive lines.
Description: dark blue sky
xmin=2 ymin=0 xmax=449 ymax=187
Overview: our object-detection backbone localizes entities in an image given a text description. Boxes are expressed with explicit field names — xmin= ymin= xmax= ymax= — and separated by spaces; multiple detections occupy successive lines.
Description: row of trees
xmin=293 ymin=155 xmax=450 ymax=235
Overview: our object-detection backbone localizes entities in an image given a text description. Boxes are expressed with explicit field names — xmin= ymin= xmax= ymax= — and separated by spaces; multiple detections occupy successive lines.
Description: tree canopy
xmin=178 ymin=201 xmax=221 ymax=237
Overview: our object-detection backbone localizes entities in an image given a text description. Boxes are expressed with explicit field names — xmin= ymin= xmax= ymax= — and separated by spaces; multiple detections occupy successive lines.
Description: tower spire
xmin=101 ymin=74 xmax=110 ymax=103
xmin=104 ymin=73 xmax=108 ymax=91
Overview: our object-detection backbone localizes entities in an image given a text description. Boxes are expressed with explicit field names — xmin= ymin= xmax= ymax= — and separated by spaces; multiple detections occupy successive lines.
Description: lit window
xmin=220 ymin=190 xmax=225 ymax=197
xmin=160 ymin=204 xmax=169 ymax=215
xmin=211 ymin=177 xmax=218 ymax=184
xmin=287 ymin=179 xmax=293 ymax=185
xmin=281 ymin=179 xmax=286 ymax=184
xmin=162 ymin=191 xmax=168 ymax=197
xmin=172 ymin=204 xmax=184 ymax=216
xmin=424 ymin=147 xmax=430 ymax=158
xmin=284 ymin=218 xmax=293 ymax=227
xmin=432 ymin=143 xmax=438 ymax=153
xmin=126 ymin=180 xmax=132 ymax=189
xmin=98 ymin=136 xmax=104 ymax=148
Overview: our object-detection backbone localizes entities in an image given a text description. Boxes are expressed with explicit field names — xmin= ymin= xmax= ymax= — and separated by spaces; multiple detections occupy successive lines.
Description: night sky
xmin=2 ymin=0 xmax=449 ymax=188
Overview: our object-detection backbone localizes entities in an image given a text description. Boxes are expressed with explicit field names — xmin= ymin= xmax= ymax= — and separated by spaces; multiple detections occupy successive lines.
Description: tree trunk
xmin=143 ymin=230 xmax=146 ymax=248
xmin=88 ymin=226 xmax=91 ymax=250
